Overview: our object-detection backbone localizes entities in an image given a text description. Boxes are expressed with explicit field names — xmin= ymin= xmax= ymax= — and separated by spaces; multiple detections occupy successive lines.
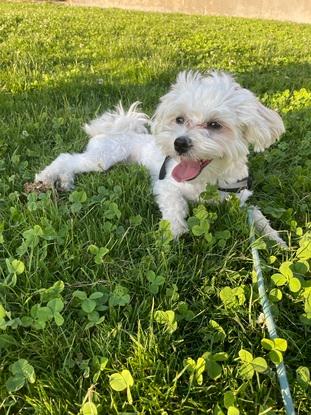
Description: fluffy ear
xmin=243 ymin=99 xmax=285 ymax=152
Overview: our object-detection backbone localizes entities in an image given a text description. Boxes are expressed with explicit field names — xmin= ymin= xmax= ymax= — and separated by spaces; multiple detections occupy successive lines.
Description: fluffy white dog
xmin=34 ymin=71 xmax=286 ymax=245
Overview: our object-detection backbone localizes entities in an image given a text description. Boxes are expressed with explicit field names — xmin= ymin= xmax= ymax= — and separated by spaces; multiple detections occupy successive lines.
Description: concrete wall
xmin=68 ymin=0 xmax=311 ymax=24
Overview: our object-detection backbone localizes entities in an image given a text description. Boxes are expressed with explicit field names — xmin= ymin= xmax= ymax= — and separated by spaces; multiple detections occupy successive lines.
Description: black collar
xmin=218 ymin=176 xmax=251 ymax=193
xmin=159 ymin=156 xmax=171 ymax=180
xmin=159 ymin=156 xmax=251 ymax=192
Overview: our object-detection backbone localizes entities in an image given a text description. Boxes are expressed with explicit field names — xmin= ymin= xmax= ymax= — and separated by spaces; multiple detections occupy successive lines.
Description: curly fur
xmin=35 ymin=71 xmax=286 ymax=245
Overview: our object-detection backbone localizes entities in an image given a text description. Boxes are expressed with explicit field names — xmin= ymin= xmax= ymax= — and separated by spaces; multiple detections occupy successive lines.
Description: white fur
xmin=35 ymin=71 xmax=286 ymax=244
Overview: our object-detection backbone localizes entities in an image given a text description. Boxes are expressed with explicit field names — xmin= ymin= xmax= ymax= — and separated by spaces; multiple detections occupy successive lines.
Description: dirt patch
xmin=66 ymin=0 xmax=311 ymax=24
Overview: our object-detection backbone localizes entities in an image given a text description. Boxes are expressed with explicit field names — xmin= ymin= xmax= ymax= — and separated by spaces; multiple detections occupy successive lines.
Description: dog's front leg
xmin=153 ymin=180 xmax=189 ymax=238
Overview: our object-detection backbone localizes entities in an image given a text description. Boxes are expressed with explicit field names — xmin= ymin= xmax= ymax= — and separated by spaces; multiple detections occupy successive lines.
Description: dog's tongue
xmin=172 ymin=160 xmax=211 ymax=182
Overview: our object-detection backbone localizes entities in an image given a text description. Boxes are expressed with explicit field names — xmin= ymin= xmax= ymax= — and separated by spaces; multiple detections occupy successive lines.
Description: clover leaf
xmin=238 ymin=349 xmax=268 ymax=379
xmin=69 ymin=191 xmax=87 ymax=213
xmin=184 ymin=357 xmax=206 ymax=385
xmin=6 ymin=359 xmax=36 ymax=392
xmin=146 ymin=270 xmax=165 ymax=295
xmin=80 ymin=402 xmax=98 ymax=415
xmin=109 ymin=285 xmax=130 ymax=307
xmin=271 ymin=261 xmax=301 ymax=293
xmin=203 ymin=351 xmax=228 ymax=380
xmin=109 ymin=369 xmax=134 ymax=404
xmin=220 ymin=286 xmax=246 ymax=309
xmin=88 ymin=244 xmax=109 ymax=264
xmin=261 ymin=337 xmax=287 ymax=365
xmin=296 ymin=366 xmax=311 ymax=390
xmin=176 ymin=302 xmax=195 ymax=321
xmin=296 ymin=238 xmax=311 ymax=261
xmin=154 ymin=310 xmax=177 ymax=334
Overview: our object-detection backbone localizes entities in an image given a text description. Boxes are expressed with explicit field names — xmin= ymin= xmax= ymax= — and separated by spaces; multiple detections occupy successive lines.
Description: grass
xmin=1 ymin=1 xmax=311 ymax=414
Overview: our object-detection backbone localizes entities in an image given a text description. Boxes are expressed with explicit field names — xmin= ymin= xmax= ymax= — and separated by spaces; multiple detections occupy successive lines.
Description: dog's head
xmin=151 ymin=71 xmax=284 ymax=181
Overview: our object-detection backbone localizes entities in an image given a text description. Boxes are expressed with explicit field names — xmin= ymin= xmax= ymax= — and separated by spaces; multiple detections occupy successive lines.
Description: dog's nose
xmin=174 ymin=136 xmax=192 ymax=154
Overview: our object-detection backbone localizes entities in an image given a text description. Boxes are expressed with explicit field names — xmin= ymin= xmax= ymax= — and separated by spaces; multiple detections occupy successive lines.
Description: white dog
xmin=34 ymin=71 xmax=286 ymax=245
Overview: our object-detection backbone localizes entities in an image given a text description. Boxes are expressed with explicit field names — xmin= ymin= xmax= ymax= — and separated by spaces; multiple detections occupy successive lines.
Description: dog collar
xmin=217 ymin=176 xmax=251 ymax=193
xmin=159 ymin=156 xmax=251 ymax=193
xmin=159 ymin=156 xmax=171 ymax=180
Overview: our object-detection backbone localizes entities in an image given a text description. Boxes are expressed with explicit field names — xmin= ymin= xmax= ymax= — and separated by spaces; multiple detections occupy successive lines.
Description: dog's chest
xmin=176 ymin=180 xmax=207 ymax=201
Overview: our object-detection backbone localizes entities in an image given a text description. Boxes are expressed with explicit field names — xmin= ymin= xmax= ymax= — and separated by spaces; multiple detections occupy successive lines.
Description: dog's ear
xmin=242 ymin=97 xmax=285 ymax=152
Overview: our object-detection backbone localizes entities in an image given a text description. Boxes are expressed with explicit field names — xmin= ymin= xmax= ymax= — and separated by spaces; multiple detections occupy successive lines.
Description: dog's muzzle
xmin=174 ymin=136 xmax=192 ymax=154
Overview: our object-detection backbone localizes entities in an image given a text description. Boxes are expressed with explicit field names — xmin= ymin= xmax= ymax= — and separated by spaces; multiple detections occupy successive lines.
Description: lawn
xmin=1 ymin=1 xmax=311 ymax=414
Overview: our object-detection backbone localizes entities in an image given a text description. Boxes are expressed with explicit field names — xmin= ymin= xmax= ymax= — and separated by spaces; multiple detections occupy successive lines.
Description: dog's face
xmin=151 ymin=71 xmax=284 ymax=176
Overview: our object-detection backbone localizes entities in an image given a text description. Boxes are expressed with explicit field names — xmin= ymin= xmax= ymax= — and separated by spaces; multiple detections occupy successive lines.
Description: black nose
xmin=174 ymin=136 xmax=192 ymax=154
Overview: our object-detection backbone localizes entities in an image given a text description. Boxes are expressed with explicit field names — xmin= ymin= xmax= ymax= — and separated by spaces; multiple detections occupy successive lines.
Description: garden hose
xmin=247 ymin=207 xmax=295 ymax=415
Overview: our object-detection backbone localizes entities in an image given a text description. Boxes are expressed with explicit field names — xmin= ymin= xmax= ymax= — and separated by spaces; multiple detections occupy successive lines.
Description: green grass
xmin=1 ymin=1 xmax=311 ymax=414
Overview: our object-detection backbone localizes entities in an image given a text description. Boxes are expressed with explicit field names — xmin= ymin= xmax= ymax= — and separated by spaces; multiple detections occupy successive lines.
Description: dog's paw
xmin=171 ymin=221 xmax=189 ymax=239
xmin=34 ymin=171 xmax=74 ymax=192
xmin=56 ymin=175 xmax=74 ymax=192
xmin=273 ymin=235 xmax=288 ymax=249
xmin=35 ymin=171 xmax=56 ymax=188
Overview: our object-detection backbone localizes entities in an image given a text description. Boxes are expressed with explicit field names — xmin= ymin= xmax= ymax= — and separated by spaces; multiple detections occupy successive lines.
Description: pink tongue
xmin=172 ymin=160 xmax=211 ymax=182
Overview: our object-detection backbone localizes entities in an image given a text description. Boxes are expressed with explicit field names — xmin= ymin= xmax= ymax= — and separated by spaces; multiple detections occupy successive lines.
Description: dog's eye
xmin=207 ymin=121 xmax=222 ymax=130
xmin=176 ymin=116 xmax=185 ymax=125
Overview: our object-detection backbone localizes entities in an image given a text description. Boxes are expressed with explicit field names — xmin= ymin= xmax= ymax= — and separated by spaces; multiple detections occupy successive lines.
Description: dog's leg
xmin=153 ymin=181 xmax=189 ymax=237
xmin=35 ymin=133 xmax=153 ymax=191
xmin=35 ymin=102 xmax=151 ymax=190
xmin=236 ymin=191 xmax=287 ymax=247
xmin=251 ymin=206 xmax=287 ymax=248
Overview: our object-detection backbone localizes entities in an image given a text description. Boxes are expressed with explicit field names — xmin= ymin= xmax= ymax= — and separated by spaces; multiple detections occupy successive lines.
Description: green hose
xmin=248 ymin=206 xmax=295 ymax=415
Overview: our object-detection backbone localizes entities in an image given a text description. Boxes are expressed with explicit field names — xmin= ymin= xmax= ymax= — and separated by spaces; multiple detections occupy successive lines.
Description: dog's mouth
xmin=172 ymin=159 xmax=212 ymax=182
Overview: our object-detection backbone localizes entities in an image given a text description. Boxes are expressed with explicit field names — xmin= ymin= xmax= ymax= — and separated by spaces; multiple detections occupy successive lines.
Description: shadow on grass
xmin=2 ymin=61 xmax=311 ymax=115
xmin=238 ymin=61 xmax=311 ymax=94
xmin=2 ymin=61 xmax=311 ymax=222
